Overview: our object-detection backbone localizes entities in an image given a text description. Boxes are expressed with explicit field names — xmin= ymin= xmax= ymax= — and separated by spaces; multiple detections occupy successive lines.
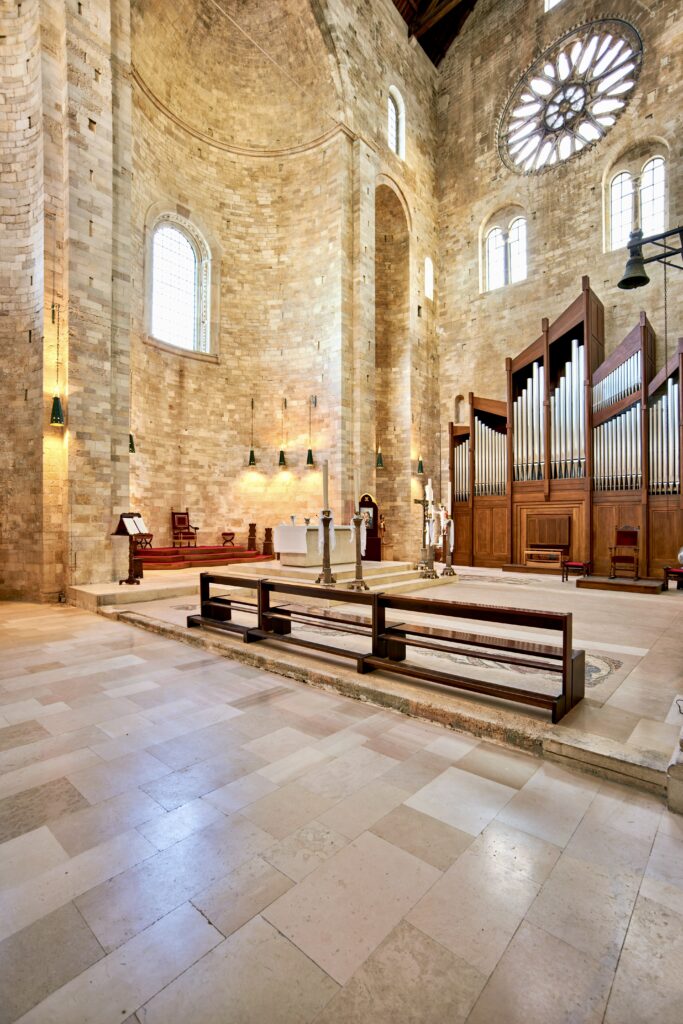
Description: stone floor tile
xmin=138 ymin=915 xmax=338 ymax=1024
xmin=135 ymin=797 xmax=224 ymax=850
xmin=243 ymin=726 xmax=313 ymax=762
xmin=48 ymin=788 xmax=164 ymax=857
xmin=0 ymin=776 xmax=90 ymax=844
xmin=658 ymin=808 xmax=683 ymax=842
xmin=263 ymin=820 xmax=347 ymax=882
xmin=405 ymin=766 xmax=516 ymax=836
xmin=312 ymin=920 xmax=486 ymax=1024
xmin=75 ymin=813 xmax=272 ymax=951
xmin=0 ymin=901 xmax=104 ymax=1022
xmin=627 ymin=717 xmax=681 ymax=755
xmin=406 ymin=844 xmax=539 ymax=975
xmin=17 ymin=902 xmax=222 ymax=1024
xmin=379 ymin=749 xmax=453 ymax=795
xmin=202 ymin=771 xmax=278 ymax=813
xmin=0 ymin=720 xmax=50 ymax=754
xmin=564 ymin=815 xmax=653 ymax=877
xmin=0 ymin=825 xmax=69 ymax=890
xmin=103 ymin=680 xmax=160 ymax=698
xmin=67 ymin=751 xmax=171 ymax=804
xmin=145 ymin=719 xmax=245 ymax=771
xmin=316 ymin=780 xmax=409 ymax=840
xmin=0 ymin=748 xmax=101 ymax=802
xmin=256 ymin=746 xmax=330 ymax=784
xmin=298 ymin=745 xmax=398 ymax=802
xmin=240 ymin=781 xmax=338 ymax=840
xmin=140 ymin=748 xmax=265 ymax=811
xmin=582 ymin=781 xmax=663 ymax=843
xmin=192 ymin=854 xmax=293 ymax=938
xmin=455 ymin=741 xmax=541 ymax=789
xmin=423 ymin=732 xmax=479 ymax=760
xmin=472 ymin=819 xmax=561 ymax=884
xmin=263 ymin=831 xmax=440 ymax=985
xmin=0 ymin=829 xmax=155 ymax=943
xmin=370 ymin=803 xmax=474 ymax=871
xmin=495 ymin=762 xmax=600 ymax=847
xmin=467 ymin=921 xmax=613 ymax=1024
xmin=604 ymin=896 xmax=683 ymax=1024
xmin=640 ymin=831 xmax=683 ymax=916
xmin=526 ymin=853 xmax=639 ymax=966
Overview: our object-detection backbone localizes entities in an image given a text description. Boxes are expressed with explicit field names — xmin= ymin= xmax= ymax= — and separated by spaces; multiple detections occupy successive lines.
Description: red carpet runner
xmin=141 ymin=546 xmax=273 ymax=571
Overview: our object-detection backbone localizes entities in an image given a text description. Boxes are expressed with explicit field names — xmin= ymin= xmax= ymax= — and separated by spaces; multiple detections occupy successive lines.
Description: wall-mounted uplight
xmin=248 ymin=397 xmax=256 ymax=466
xmin=279 ymin=397 xmax=287 ymax=467
xmin=306 ymin=395 xmax=316 ymax=467
xmin=376 ymin=445 xmax=384 ymax=470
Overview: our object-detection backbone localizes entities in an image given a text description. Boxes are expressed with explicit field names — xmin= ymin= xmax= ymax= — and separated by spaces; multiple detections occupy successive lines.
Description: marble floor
xmin=1 ymin=602 xmax=682 ymax=1023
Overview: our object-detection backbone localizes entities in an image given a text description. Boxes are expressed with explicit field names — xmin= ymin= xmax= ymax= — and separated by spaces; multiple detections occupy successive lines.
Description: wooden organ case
xmin=448 ymin=277 xmax=683 ymax=576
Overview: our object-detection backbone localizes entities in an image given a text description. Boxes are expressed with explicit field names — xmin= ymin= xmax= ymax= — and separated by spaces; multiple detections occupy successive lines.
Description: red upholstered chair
xmin=171 ymin=508 xmax=199 ymax=548
xmin=609 ymin=526 xmax=639 ymax=580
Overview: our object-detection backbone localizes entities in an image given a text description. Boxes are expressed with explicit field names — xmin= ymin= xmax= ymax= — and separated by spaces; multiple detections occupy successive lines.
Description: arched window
xmin=610 ymin=172 xmax=634 ymax=250
xmin=640 ymin=157 xmax=665 ymax=236
xmin=484 ymin=215 xmax=527 ymax=291
xmin=508 ymin=218 xmax=527 ymax=284
xmin=608 ymin=155 xmax=666 ymax=250
xmin=424 ymin=257 xmax=434 ymax=301
xmin=150 ymin=215 xmax=211 ymax=352
xmin=387 ymin=87 xmax=405 ymax=159
xmin=486 ymin=228 xmax=506 ymax=291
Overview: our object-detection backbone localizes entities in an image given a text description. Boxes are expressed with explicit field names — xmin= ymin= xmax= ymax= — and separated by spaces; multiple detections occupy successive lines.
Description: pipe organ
xmin=550 ymin=340 xmax=585 ymax=479
xmin=593 ymin=405 xmax=642 ymax=492
xmin=648 ymin=378 xmax=680 ymax=496
xmin=512 ymin=361 xmax=544 ymax=481
xmin=449 ymin=277 xmax=683 ymax=576
xmin=474 ymin=417 xmax=506 ymax=496
xmin=453 ymin=436 xmax=470 ymax=502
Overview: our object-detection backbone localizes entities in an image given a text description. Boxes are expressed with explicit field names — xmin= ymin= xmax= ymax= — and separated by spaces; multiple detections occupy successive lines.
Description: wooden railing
xmin=187 ymin=573 xmax=585 ymax=723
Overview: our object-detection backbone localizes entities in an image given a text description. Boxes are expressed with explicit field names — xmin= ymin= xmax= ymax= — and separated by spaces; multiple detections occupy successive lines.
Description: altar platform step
xmin=140 ymin=546 xmax=273 ymax=571
xmin=223 ymin=560 xmax=456 ymax=595
xmin=575 ymin=575 xmax=663 ymax=595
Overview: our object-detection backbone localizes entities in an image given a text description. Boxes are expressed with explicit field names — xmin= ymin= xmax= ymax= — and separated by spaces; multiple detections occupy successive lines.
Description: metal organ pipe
xmin=550 ymin=342 xmax=585 ymax=478
xmin=474 ymin=418 xmax=506 ymax=497
xmin=649 ymin=379 xmax=681 ymax=495
xmin=454 ymin=439 xmax=470 ymax=502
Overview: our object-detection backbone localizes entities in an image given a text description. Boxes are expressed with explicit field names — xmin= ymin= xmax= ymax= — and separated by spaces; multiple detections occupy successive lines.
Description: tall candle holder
xmin=348 ymin=509 xmax=369 ymax=591
xmin=414 ymin=496 xmax=438 ymax=579
xmin=441 ymin=516 xmax=456 ymax=577
xmin=316 ymin=511 xmax=337 ymax=586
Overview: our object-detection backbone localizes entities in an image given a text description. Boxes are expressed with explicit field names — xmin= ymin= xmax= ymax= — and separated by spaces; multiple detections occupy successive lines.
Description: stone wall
xmin=0 ymin=0 xmax=44 ymax=599
xmin=437 ymin=0 xmax=683 ymax=446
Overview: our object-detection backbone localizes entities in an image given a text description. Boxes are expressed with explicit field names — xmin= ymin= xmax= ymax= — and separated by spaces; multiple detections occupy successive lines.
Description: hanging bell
xmin=618 ymin=231 xmax=650 ymax=290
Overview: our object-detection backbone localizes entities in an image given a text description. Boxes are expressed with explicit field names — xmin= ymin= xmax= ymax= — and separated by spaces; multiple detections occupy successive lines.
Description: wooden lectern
xmin=112 ymin=513 xmax=152 ymax=585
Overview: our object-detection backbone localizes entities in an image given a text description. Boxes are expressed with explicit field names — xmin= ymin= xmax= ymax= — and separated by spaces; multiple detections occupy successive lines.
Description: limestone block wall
xmin=129 ymin=89 xmax=349 ymax=547
xmin=437 ymin=0 xmax=683 ymax=447
xmin=0 ymin=0 xmax=44 ymax=599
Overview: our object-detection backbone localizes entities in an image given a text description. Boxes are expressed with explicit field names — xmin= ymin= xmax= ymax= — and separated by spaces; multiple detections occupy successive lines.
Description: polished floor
xmin=1 ymin=602 xmax=682 ymax=1023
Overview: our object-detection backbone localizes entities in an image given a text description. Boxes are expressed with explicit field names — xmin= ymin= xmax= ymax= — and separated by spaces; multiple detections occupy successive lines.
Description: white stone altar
xmin=273 ymin=524 xmax=356 ymax=567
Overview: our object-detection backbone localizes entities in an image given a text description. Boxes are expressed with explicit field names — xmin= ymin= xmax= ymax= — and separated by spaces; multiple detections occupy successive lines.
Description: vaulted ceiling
xmin=391 ymin=0 xmax=478 ymax=65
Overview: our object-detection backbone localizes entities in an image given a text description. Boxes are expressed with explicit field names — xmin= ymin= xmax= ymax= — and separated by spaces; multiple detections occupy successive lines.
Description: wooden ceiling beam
xmin=411 ymin=0 xmax=468 ymax=40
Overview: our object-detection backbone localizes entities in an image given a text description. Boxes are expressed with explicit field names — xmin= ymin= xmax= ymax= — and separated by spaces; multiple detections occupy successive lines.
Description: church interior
xmin=1 ymin=0 xmax=683 ymax=1020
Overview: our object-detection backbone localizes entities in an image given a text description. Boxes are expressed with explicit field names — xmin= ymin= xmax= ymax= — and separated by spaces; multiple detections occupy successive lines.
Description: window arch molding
xmin=387 ymin=85 xmax=405 ymax=160
xmin=480 ymin=205 xmax=528 ymax=293
xmin=603 ymin=141 xmax=669 ymax=252
xmin=143 ymin=203 xmax=221 ymax=359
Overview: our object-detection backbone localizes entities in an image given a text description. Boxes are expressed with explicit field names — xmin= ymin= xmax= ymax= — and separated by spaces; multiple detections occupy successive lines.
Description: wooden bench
xmin=188 ymin=573 xmax=585 ymax=722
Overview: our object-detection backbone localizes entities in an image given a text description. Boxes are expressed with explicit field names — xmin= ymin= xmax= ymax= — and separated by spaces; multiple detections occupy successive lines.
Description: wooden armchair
xmin=171 ymin=508 xmax=199 ymax=548
xmin=609 ymin=526 xmax=639 ymax=580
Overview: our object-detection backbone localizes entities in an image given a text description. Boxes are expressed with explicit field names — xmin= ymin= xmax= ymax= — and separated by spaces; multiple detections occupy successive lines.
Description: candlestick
xmin=322 ymin=460 xmax=329 ymax=510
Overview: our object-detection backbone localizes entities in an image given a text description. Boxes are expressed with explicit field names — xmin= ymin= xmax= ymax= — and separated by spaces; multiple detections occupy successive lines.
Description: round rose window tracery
xmin=498 ymin=20 xmax=643 ymax=174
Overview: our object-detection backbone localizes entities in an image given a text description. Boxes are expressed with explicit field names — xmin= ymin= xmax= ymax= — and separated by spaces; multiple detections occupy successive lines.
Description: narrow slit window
xmin=388 ymin=94 xmax=399 ymax=155
xmin=424 ymin=256 xmax=434 ymax=301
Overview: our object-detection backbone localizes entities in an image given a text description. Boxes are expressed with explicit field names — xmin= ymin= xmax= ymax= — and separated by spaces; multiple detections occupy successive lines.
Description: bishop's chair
xmin=609 ymin=526 xmax=640 ymax=580
xmin=171 ymin=508 xmax=199 ymax=548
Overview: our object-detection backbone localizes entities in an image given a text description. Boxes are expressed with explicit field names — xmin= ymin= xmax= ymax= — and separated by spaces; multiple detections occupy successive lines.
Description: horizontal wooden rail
xmin=187 ymin=573 xmax=584 ymax=722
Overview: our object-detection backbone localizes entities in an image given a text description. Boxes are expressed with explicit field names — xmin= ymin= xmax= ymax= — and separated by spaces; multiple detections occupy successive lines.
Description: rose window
xmin=498 ymin=20 xmax=643 ymax=174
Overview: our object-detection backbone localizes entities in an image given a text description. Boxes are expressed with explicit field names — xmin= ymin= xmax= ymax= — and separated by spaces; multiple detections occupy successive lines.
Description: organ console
xmin=449 ymin=277 xmax=683 ymax=576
